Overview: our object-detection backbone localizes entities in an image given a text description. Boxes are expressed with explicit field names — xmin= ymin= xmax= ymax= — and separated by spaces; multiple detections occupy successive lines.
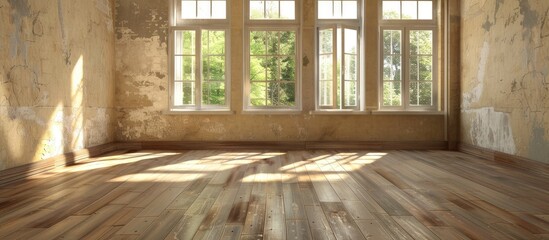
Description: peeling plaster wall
xmin=461 ymin=0 xmax=549 ymax=162
xmin=0 ymin=0 xmax=116 ymax=171
xmin=115 ymin=0 xmax=447 ymax=143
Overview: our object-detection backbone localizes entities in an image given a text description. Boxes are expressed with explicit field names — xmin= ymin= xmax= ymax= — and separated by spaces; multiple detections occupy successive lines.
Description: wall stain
xmin=529 ymin=122 xmax=549 ymax=163
xmin=57 ymin=0 xmax=71 ymax=66
xmin=115 ymin=0 xmax=168 ymax=44
xmin=8 ymin=0 xmax=31 ymax=59
xmin=519 ymin=0 xmax=539 ymax=30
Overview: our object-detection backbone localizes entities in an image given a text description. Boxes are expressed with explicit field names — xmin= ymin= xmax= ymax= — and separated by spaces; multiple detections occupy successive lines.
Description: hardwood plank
xmin=305 ymin=206 xmax=336 ymax=240
xmin=321 ymin=202 xmax=366 ymax=240
xmin=355 ymin=219 xmax=392 ymax=240
xmin=286 ymin=220 xmax=312 ymax=240
xmin=137 ymin=209 xmax=186 ymax=239
xmin=56 ymin=204 xmax=125 ymax=239
xmin=393 ymin=216 xmax=440 ymax=240
xmin=220 ymin=225 xmax=243 ymax=240
xmin=28 ymin=215 xmax=88 ymax=240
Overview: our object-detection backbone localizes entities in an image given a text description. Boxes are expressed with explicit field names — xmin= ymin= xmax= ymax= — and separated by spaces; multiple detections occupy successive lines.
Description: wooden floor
xmin=0 ymin=150 xmax=548 ymax=240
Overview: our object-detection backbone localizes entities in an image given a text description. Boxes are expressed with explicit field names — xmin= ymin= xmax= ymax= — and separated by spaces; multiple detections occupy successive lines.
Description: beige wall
xmin=115 ymin=0 xmax=452 ymax=142
xmin=461 ymin=0 xmax=549 ymax=162
xmin=0 ymin=0 xmax=116 ymax=171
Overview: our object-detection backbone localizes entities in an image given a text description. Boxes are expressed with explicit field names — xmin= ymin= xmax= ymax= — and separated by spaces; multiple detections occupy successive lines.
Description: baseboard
xmin=125 ymin=140 xmax=448 ymax=151
xmin=0 ymin=143 xmax=119 ymax=187
xmin=458 ymin=143 xmax=549 ymax=171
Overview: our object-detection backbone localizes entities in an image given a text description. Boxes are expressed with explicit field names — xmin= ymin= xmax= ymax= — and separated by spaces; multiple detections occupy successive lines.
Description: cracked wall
xmin=461 ymin=0 xmax=549 ymax=162
xmin=0 ymin=0 xmax=116 ymax=171
xmin=115 ymin=0 xmax=448 ymax=142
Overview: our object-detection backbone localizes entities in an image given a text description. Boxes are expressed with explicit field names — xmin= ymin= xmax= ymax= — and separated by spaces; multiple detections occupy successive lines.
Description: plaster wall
xmin=0 ymin=0 xmax=116 ymax=170
xmin=115 ymin=0 xmax=449 ymax=142
xmin=461 ymin=0 xmax=549 ymax=162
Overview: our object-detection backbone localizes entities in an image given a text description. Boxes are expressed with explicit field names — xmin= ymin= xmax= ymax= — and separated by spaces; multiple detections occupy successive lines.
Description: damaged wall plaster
xmin=0 ymin=0 xmax=116 ymax=171
xmin=461 ymin=0 xmax=549 ymax=162
xmin=114 ymin=0 xmax=450 ymax=143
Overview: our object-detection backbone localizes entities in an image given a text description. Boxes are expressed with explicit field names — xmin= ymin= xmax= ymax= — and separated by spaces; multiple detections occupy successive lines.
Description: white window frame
xmin=169 ymin=0 xmax=231 ymax=112
xmin=244 ymin=0 xmax=301 ymax=112
xmin=315 ymin=0 xmax=363 ymax=111
xmin=378 ymin=0 xmax=438 ymax=111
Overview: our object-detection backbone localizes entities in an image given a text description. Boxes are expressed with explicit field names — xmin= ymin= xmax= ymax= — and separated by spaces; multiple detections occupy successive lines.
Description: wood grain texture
xmin=0 ymin=149 xmax=547 ymax=239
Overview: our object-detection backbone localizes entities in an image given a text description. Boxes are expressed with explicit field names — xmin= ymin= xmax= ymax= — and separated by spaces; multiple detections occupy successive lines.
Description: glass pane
xmin=250 ymin=1 xmax=264 ymax=19
xmin=383 ymin=30 xmax=401 ymax=54
xmin=266 ymin=56 xmax=280 ymax=81
xmin=319 ymin=54 xmax=333 ymax=80
xmin=203 ymin=82 xmax=226 ymax=105
xmin=419 ymin=82 xmax=432 ymax=105
xmin=203 ymin=30 xmax=225 ymax=55
xmin=268 ymin=82 xmax=295 ymax=106
xmin=344 ymin=54 xmax=357 ymax=80
xmin=265 ymin=1 xmax=280 ymax=19
xmin=344 ymin=80 xmax=357 ymax=106
xmin=212 ymin=1 xmax=226 ymax=18
xmin=383 ymin=55 xmax=401 ymax=81
xmin=418 ymin=1 xmax=433 ymax=20
xmin=342 ymin=1 xmax=358 ymax=19
xmin=250 ymin=56 xmax=267 ymax=81
xmin=175 ymin=31 xmax=183 ymax=54
xmin=418 ymin=56 xmax=432 ymax=80
xmin=402 ymin=1 xmax=418 ymax=19
xmin=410 ymin=56 xmax=418 ymax=81
xmin=333 ymin=0 xmax=342 ymax=17
xmin=267 ymin=32 xmax=279 ymax=55
xmin=319 ymin=29 xmax=333 ymax=54
xmin=204 ymin=56 xmax=225 ymax=80
xmin=174 ymin=82 xmax=183 ymax=105
xmin=182 ymin=31 xmax=196 ymax=55
xmin=279 ymin=31 xmax=296 ymax=55
xmin=344 ymin=29 xmax=357 ymax=54
xmin=319 ymin=81 xmax=333 ymax=106
xmin=182 ymin=1 xmax=197 ymax=18
xmin=182 ymin=82 xmax=195 ymax=105
xmin=410 ymin=81 xmax=419 ymax=105
xmin=383 ymin=81 xmax=401 ymax=106
xmin=280 ymin=57 xmax=295 ymax=81
xmin=250 ymin=82 xmax=267 ymax=106
xmin=383 ymin=1 xmax=401 ymax=19
xmin=410 ymin=30 xmax=432 ymax=55
xmin=318 ymin=1 xmax=334 ymax=19
xmin=280 ymin=1 xmax=295 ymax=19
xmin=183 ymin=56 xmax=195 ymax=80
xmin=250 ymin=31 xmax=266 ymax=55
xmin=174 ymin=56 xmax=183 ymax=80
xmin=197 ymin=0 xmax=211 ymax=18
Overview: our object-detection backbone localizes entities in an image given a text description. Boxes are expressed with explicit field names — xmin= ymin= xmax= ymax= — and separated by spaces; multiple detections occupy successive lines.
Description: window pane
xmin=383 ymin=30 xmax=401 ymax=55
xmin=382 ymin=1 xmax=401 ymax=19
xmin=383 ymin=81 xmax=401 ymax=106
xmin=204 ymin=56 xmax=225 ymax=80
xmin=182 ymin=1 xmax=197 ymax=18
xmin=202 ymin=82 xmax=225 ymax=105
xmin=250 ymin=82 xmax=267 ymax=106
xmin=280 ymin=1 xmax=295 ymax=19
xmin=319 ymin=29 xmax=333 ymax=54
xmin=402 ymin=1 xmax=418 ymax=19
xmin=344 ymin=81 xmax=357 ymax=106
xmin=250 ymin=56 xmax=267 ymax=81
xmin=182 ymin=56 xmax=196 ymax=80
xmin=174 ymin=82 xmax=183 ymax=105
xmin=319 ymin=81 xmax=333 ymax=106
xmin=250 ymin=1 xmax=265 ymax=19
xmin=418 ymin=56 xmax=432 ymax=80
xmin=174 ymin=56 xmax=183 ymax=80
xmin=410 ymin=30 xmax=432 ymax=55
xmin=383 ymin=55 xmax=401 ymax=81
xmin=211 ymin=1 xmax=226 ymax=18
xmin=280 ymin=57 xmax=295 ymax=80
xmin=279 ymin=32 xmax=296 ymax=55
xmin=419 ymin=82 xmax=432 ymax=105
xmin=182 ymin=31 xmax=196 ymax=55
xmin=182 ymin=82 xmax=196 ymax=105
xmin=319 ymin=54 xmax=333 ymax=80
xmin=418 ymin=1 xmax=433 ymax=19
xmin=203 ymin=30 xmax=225 ymax=55
xmin=410 ymin=81 xmax=419 ymax=105
xmin=268 ymin=82 xmax=295 ymax=106
xmin=197 ymin=0 xmax=211 ymax=18
xmin=265 ymin=1 xmax=280 ymax=19
xmin=344 ymin=29 xmax=357 ymax=54
xmin=318 ymin=1 xmax=334 ymax=19
xmin=344 ymin=54 xmax=357 ymax=80
xmin=342 ymin=1 xmax=358 ymax=19
xmin=250 ymin=31 xmax=266 ymax=55
xmin=410 ymin=56 xmax=418 ymax=81
xmin=267 ymin=32 xmax=279 ymax=55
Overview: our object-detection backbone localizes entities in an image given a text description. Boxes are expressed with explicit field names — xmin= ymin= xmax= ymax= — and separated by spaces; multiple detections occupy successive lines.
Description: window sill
xmin=241 ymin=109 xmax=303 ymax=115
xmin=371 ymin=110 xmax=444 ymax=115
xmin=309 ymin=110 xmax=369 ymax=115
xmin=165 ymin=109 xmax=235 ymax=115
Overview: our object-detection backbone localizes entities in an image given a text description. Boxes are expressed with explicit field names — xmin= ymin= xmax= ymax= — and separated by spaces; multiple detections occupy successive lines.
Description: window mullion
xmin=332 ymin=26 xmax=338 ymax=109
xmin=403 ymin=28 xmax=409 ymax=110
xmin=196 ymin=30 xmax=202 ymax=109
xmin=341 ymin=28 xmax=346 ymax=109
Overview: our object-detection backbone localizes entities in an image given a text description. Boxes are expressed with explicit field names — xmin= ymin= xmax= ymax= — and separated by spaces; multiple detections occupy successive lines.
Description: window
xmin=245 ymin=0 xmax=300 ymax=110
xmin=170 ymin=0 xmax=230 ymax=111
xmin=316 ymin=0 xmax=362 ymax=110
xmin=379 ymin=0 xmax=437 ymax=111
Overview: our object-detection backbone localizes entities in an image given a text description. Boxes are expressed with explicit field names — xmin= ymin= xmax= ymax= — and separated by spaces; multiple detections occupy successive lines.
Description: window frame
xmin=174 ymin=0 xmax=230 ymax=25
xmin=243 ymin=26 xmax=302 ymax=110
xmin=378 ymin=0 xmax=438 ymax=112
xmin=169 ymin=0 xmax=231 ymax=112
xmin=315 ymin=0 xmax=363 ymax=111
xmin=245 ymin=0 xmax=299 ymax=23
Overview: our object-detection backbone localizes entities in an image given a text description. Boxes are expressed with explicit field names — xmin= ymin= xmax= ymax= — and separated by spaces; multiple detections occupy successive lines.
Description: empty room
xmin=1 ymin=0 xmax=548 ymax=239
